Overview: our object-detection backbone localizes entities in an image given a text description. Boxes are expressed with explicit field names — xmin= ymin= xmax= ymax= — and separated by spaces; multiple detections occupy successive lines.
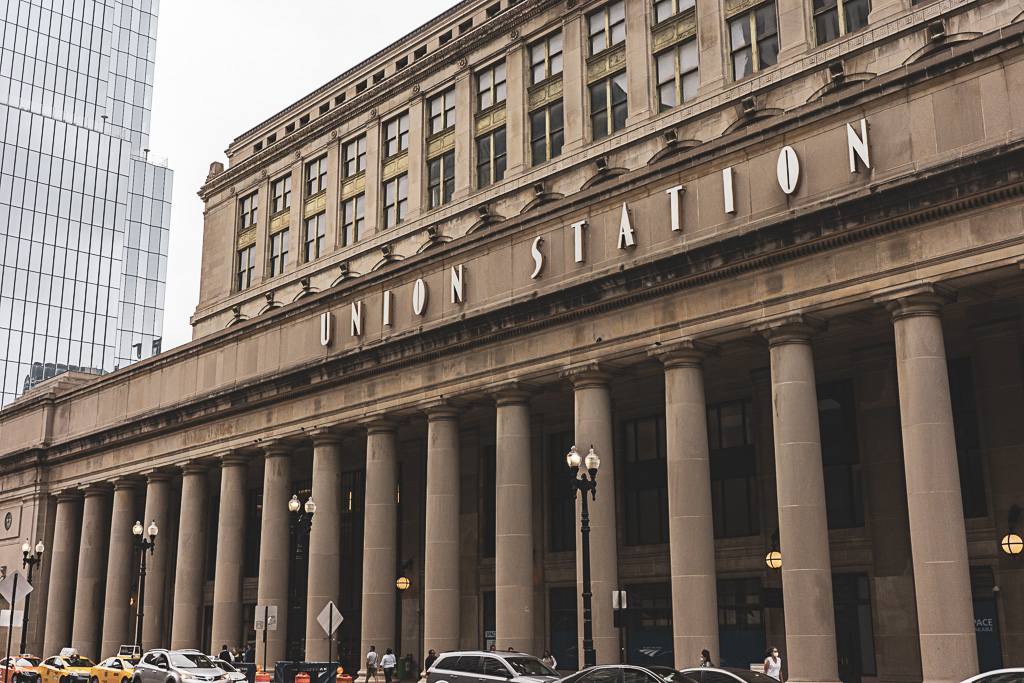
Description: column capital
xmin=261 ymin=440 xmax=294 ymax=459
xmin=54 ymin=489 xmax=84 ymax=503
xmin=875 ymin=283 xmax=956 ymax=322
xmin=111 ymin=477 xmax=141 ymax=492
xmin=360 ymin=416 xmax=402 ymax=434
xmin=488 ymin=381 xmax=540 ymax=407
xmin=178 ymin=460 xmax=212 ymax=476
xmin=142 ymin=470 xmax=175 ymax=484
xmin=649 ymin=339 xmax=717 ymax=368
xmin=307 ymin=426 xmax=346 ymax=446
xmin=217 ymin=452 xmax=251 ymax=468
xmin=751 ymin=313 xmax=827 ymax=346
xmin=81 ymin=483 xmax=113 ymax=498
xmin=422 ymin=398 xmax=469 ymax=421
xmin=561 ymin=361 xmax=616 ymax=388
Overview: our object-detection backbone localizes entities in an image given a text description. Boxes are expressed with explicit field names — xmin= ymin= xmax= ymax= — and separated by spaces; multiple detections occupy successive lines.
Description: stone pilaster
xmin=405 ymin=97 xmax=426 ymax=222
xmin=504 ymin=41 xmax=527 ymax=176
xmin=42 ymin=491 xmax=83 ymax=658
xmin=102 ymin=480 xmax=138 ymax=657
xmin=561 ymin=9 xmax=587 ymax=152
xmin=211 ymin=454 xmax=249 ymax=652
xmin=306 ymin=429 xmax=345 ymax=662
xmin=257 ymin=443 xmax=293 ymax=666
xmin=624 ymin=0 xmax=653 ymax=125
xmin=71 ymin=484 xmax=112 ymax=660
xmin=776 ymin=0 xmax=812 ymax=62
xmin=696 ymin=0 xmax=727 ymax=93
xmin=171 ymin=463 xmax=210 ymax=649
xmin=453 ymin=69 xmax=473 ymax=201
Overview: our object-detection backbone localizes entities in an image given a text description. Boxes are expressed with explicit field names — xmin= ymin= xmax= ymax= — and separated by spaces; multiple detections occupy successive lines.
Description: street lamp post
xmin=567 ymin=444 xmax=601 ymax=669
xmin=19 ymin=539 xmax=44 ymax=654
xmin=133 ymin=520 xmax=158 ymax=653
xmin=287 ymin=495 xmax=315 ymax=666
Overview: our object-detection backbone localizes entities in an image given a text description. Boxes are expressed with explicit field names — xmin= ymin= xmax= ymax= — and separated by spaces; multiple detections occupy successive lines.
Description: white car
xmin=959 ymin=670 xmax=1024 ymax=683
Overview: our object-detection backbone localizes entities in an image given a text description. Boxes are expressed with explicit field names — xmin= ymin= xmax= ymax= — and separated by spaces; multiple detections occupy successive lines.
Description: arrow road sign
xmin=317 ymin=601 xmax=343 ymax=636
xmin=0 ymin=571 xmax=32 ymax=606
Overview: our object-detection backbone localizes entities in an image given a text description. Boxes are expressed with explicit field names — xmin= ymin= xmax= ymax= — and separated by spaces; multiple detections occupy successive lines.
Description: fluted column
xmin=257 ymin=444 xmax=293 ymax=666
xmin=71 ymin=485 xmax=112 ymax=660
xmin=306 ymin=430 xmax=344 ymax=662
xmin=212 ymin=454 xmax=249 ymax=653
xmin=564 ymin=365 xmax=619 ymax=665
xmin=359 ymin=420 xmax=400 ymax=677
xmin=142 ymin=472 xmax=172 ymax=650
xmin=882 ymin=290 xmax=978 ymax=683
xmin=755 ymin=316 xmax=839 ymax=683
xmin=422 ymin=404 xmax=462 ymax=664
xmin=653 ymin=343 xmax=719 ymax=669
xmin=171 ymin=463 xmax=210 ymax=649
xmin=493 ymin=386 xmax=535 ymax=653
xmin=102 ymin=480 xmax=138 ymax=656
xmin=42 ymin=491 xmax=83 ymax=658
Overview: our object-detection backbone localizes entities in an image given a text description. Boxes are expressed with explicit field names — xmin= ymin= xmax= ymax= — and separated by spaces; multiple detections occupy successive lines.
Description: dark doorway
xmin=832 ymin=573 xmax=876 ymax=683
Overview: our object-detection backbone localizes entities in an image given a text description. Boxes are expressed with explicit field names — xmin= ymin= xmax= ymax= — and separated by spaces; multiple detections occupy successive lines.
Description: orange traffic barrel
xmin=295 ymin=673 xmax=311 ymax=683
xmin=256 ymin=672 xmax=271 ymax=683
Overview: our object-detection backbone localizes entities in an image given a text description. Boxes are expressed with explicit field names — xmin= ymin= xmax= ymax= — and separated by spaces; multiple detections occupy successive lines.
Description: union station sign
xmin=319 ymin=118 xmax=873 ymax=347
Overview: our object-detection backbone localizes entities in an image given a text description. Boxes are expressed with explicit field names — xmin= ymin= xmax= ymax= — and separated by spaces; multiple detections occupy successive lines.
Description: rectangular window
xmin=271 ymin=176 xmax=291 ymax=213
xmin=428 ymin=89 xmax=456 ymax=135
xmin=813 ymin=0 xmax=869 ymax=44
xmin=588 ymin=1 xmax=626 ymax=54
xmin=304 ymin=212 xmax=326 ymax=262
xmin=948 ymin=357 xmax=987 ymax=518
xmin=530 ymin=101 xmax=565 ymax=165
xmin=818 ymin=379 xmax=865 ymax=529
xmin=717 ymin=578 xmax=767 ymax=669
xmin=269 ymin=229 xmax=289 ymax=277
xmin=590 ymin=72 xmax=628 ymax=140
xmin=547 ymin=431 xmax=576 ymax=553
xmin=236 ymin=244 xmax=255 ymax=291
xmin=832 ymin=573 xmax=877 ymax=680
xmin=729 ymin=2 xmax=779 ymax=80
xmin=654 ymin=0 xmax=696 ymax=22
xmin=707 ymin=399 xmax=759 ymax=539
xmin=477 ymin=61 xmax=507 ymax=110
xmin=305 ymin=155 xmax=327 ymax=196
xmin=476 ymin=128 xmax=507 ymax=188
xmin=243 ymin=492 xmax=262 ymax=578
xmin=342 ymin=194 xmax=365 ymax=247
xmin=427 ymin=151 xmax=455 ymax=208
xmin=382 ymin=174 xmax=409 ymax=227
xmin=623 ymin=583 xmax=673 ymax=668
xmin=622 ymin=415 xmax=669 ymax=546
xmin=549 ymin=587 xmax=579 ymax=671
xmin=384 ymin=112 xmax=410 ymax=157
xmin=239 ymin=192 xmax=258 ymax=230
xmin=656 ymin=39 xmax=699 ymax=112
xmin=530 ymin=31 xmax=563 ymax=84
xmin=343 ymin=135 xmax=367 ymax=177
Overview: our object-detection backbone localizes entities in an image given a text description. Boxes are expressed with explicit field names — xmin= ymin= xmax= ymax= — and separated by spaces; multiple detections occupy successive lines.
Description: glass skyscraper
xmin=0 ymin=0 xmax=173 ymax=408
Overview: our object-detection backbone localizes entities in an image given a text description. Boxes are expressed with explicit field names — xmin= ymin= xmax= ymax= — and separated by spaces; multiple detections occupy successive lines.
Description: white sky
xmin=149 ymin=0 xmax=458 ymax=351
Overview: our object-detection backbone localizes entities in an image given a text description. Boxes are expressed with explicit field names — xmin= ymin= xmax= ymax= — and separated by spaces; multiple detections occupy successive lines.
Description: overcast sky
xmin=149 ymin=0 xmax=458 ymax=351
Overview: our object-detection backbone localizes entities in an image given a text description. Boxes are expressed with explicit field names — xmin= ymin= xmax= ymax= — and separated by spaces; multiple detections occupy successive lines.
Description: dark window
xmin=271 ymin=176 xmax=291 ymax=213
xmin=427 ymin=151 xmax=455 ymax=208
xmin=717 ymin=578 xmax=767 ymax=669
xmin=589 ymin=72 xmax=628 ymax=140
xmin=588 ymin=1 xmax=626 ymax=54
xmin=269 ymin=229 xmax=289 ymax=277
xmin=655 ymin=39 xmax=699 ymax=112
xmin=482 ymin=590 xmax=496 ymax=648
xmin=481 ymin=658 xmax=508 ymax=677
xmin=236 ymin=245 xmax=254 ymax=291
xmin=729 ymin=2 xmax=779 ymax=80
xmin=530 ymin=101 xmax=564 ymax=165
xmin=948 ymin=357 xmax=987 ymax=518
xmin=477 ymin=62 xmax=507 ymax=110
xmin=452 ymin=656 xmax=483 ymax=674
xmin=304 ymin=212 xmax=325 ymax=262
xmin=530 ymin=31 xmax=563 ymax=84
xmin=206 ymin=495 xmax=219 ymax=581
xmin=476 ymin=128 xmax=507 ymax=188
xmin=813 ymin=0 xmax=869 ymax=45
xmin=482 ymin=445 xmax=496 ymax=557
xmin=338 ymin=470 xmax=365 ymax=674
xmin=582 ymin=669 xmax=621 ymax=683
xmin=624 ymin=583 xmax=673 ymax=667
xmin=549 ymin=587 xmax=579 ymax=670
xmin=429 ymin=89 xmax=456 ymax=135
xmin=239 ymin=192 xmax=258 ymax=230
xmin=707 ymin=399 xmax=759 ymax=538
xmin=832 ymin=573 xmax=877 ymax=680
xmin=305 ymin=155 xmax=327 ymax=196
xmin=654 ymin=0 xmax=696 ymax=23
xmin=342 ymin=195 xmax=365 ymax=247
xmin=244 ymin=491 xmax=262 ymax=578
xmin=548 ymin=431 xmax=576 ymax=553
xmin=818 ymin=379 xmax=864 ymax=529
xmin=382 ymin=174 xmax=408 ymax=227
xmin=384 ymin=113 xmax=410 ymax=157
xmin=343 ymin=136 xmax=367 ymax=177
xmin=622 ymin=415 xmax=669 ymax=545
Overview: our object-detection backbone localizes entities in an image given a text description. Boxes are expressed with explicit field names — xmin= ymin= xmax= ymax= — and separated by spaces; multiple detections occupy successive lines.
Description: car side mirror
xmin=158 ymin=663 xmax=168 ymax=670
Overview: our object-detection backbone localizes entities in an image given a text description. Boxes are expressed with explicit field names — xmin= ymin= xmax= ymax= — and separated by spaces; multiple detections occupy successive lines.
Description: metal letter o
xmin=776 ymin=146 xmax=800 ymax=195
xmin=413 ymin=278 xmax=428 ymax=316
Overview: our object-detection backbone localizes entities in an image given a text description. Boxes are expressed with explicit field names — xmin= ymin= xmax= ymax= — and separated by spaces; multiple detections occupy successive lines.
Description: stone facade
xmin=2 ymin=0 xmax=1024 ymax=682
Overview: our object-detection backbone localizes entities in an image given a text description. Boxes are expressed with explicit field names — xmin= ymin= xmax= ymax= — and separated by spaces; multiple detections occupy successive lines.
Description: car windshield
xmin=169 ymin=654 xmax=218 ymax=669
xmin=219 ymin=662 xmax=238 ymax=672
xmin=505 ymin=658 xmax=557 ymax=677
xmin=17 ymin=659 xmax=40 ymax=668
xmin=726 ymin=672 xmax=779 ymax=683
xmin=66 ymin=657 xmax=95 ymax=668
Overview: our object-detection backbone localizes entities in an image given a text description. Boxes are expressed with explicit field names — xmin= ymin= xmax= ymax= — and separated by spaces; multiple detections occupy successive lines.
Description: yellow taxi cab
xmin=38 ymin=650 xmax=95 ymax=683
xmin=0 ymin=655 xmax=42 ymax=683
xmin=88 ymin=655 xmax=135 ymax=683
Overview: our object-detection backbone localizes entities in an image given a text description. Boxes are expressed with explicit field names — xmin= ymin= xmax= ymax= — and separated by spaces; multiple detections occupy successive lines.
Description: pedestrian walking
xmin=699 ymin=650 xmax=713 ymax=668
xmin=541 ymin=651 xmax=557 ymax=670
xmin=366 ymin=646 xmax=379 ymax=683
xmin=381 ymin=649 xmax=397 ymax=683
xmin=763 ymin=647 xmax=783 ymax=682
xmin=244 ymin=645 xmax=255 ymax=663
xmin=219 ymin=645 xmax=234 ymax=664
xmin=424 ymin=650 xmax=438 ymax=673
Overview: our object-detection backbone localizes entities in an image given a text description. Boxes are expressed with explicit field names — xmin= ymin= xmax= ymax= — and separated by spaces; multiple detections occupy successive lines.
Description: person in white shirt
xmin=380 ymin=649 xmax=397 ymax=683
xmin=763 ymin=646 xmax=784 ymax=682
xmin=366 ymin=646 xmax=379 ymax=683
xmin=541 ymin=651 xmax=557 ymax=670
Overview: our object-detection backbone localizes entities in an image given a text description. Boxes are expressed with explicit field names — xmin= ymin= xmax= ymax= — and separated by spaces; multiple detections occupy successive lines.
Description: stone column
xmin=624 ymin=0 xmax=653 ymax=125
xmin=653 ymin=343 xmax=719 ymax=669
xmin=71 ymin=485 xmax=112 ymax=660
xmin=102 ymin=480 xmax=138 ymax=656
xmin=257 ymin=444 xmax=293 ymax=666
xmin=142 ymin=472 xmax=172 ymax=651
xmin=882 ymin=290 xmax=978 ymax=683
xmin=561 ymin=9 xmax=587 ymax=152
xmin=492 ymin=386 xmax=536 ymax=653
xmin=504 ymin=42 xmax=527 ymax=176
xmin=42 ymin=491 xmax=83 ymax=658
xmin=564 ymin=365 xmax=620 ymax=665
xmin=212 ymin=454 xmax=249 ymax=653
xmin=422 ymin=405 xmax=462 ymax=665
xmin=305 ymin=430 xmax=344 ymax=662
xmin=754 ymin=316 xmax=840 ymax=683
xmin=171 ymin=463 xmax=210 ymax=649
xmin=359 ymin=420 xmax=399 ymax=676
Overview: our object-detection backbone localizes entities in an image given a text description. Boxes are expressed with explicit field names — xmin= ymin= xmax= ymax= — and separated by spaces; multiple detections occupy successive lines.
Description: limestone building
xmin=1 ymin=0 xmax=1023 ymax=682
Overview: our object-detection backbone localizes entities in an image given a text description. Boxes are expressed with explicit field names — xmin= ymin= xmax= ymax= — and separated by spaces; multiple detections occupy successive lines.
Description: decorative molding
xmin=652 ymin=8 xmax=697 ymax=52
xmin=303 ymin=192 xmax=327 ymax=219
xmin=474 ymin=103 xmax=507 ymax=136
xmin=382 ymin=149 xmax=410 ymax=180
xmin=236 ymin=228 xmax=256 ymax=249
xmin=527 ymin=75 xmax=563 ymax=111
xmin=269 ymin=209 xmax=290 ymax=234
xmin=342 ymin=172 xmax=366 ymax=200
xmin=586 ymin=43 xmax=627 ymax=84
xmin=426 ymin=128 xmax=457 ymax=157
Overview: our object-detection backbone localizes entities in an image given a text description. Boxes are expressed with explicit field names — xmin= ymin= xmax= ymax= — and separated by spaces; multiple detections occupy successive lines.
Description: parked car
xmin=427 ymin=651 xmax=559 ymax=683
xmin=645 ymin=666 xmax=699 ymax=683
xmin=132 ymin=650 xmax=228 ymax=683
xmin=38 ymin=651 xmax=95 ymax=683
xmin=211 ymin=662 xmax=245 ymax=683
xmin=959 ymin=670 xmax=1024 ymax=683
xmin=89 ymin=656 xmax=135 ymax=683
xmin=679 ymin=668 xmax=781 ymax=683
xmin=0 ymin=656 xmax=42 ymax=683
xmin=557 ymin=664 xmax=672 ymax=683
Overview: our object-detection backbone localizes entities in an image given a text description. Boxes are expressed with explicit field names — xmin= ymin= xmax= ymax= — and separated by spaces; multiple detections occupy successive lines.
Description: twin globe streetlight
xmin=132 ymin=519 xmax=159 ymax=652
xmin=567 ymin=444 xmax=600 ymax=669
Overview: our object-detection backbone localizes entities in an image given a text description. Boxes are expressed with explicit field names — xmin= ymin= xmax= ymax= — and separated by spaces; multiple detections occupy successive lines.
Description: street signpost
xmin=612 ymin=590 xmax=627 ymax=664
xmin=317 ymin=602 xmax=343 ymax=666
xmin=0 ymin=570 xmax=33 ymax=677
xmin=255 ymin=605 xmax=278 ymax=673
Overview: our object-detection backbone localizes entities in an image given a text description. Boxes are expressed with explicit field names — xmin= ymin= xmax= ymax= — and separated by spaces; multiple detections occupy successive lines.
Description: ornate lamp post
xmin=1000 ymin=504 xmax=1023 ymax=557
xmin=288 ymin=495 xmax=316 ymax=548
xmin=567 ymin=444 xmax=600 ymax=668
xmin=133 ymin=520 xmax=158 ymax=652
xmin=20 ymin=539 xmax=44 ymax=654
xmin=765 ymin=527 xmax=782 ymax=571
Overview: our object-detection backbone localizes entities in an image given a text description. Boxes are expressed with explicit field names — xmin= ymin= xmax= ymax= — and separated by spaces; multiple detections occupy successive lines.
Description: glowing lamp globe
xmin=765 ymin=550 xmax=783 ymax=571
xmin=1001 ymin=533 xmax=1023 ymax=556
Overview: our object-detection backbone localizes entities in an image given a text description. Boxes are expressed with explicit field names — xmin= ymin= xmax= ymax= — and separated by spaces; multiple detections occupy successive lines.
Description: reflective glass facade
xmin=0 ymin=0 xmax=173 ymax=408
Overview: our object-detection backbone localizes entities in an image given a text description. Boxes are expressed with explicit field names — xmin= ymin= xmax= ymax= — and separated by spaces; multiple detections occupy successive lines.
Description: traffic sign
xmin=317 ymin=601 xmax=343 ymax=636
xmin=612 ymin=590 xmax=627 ymax=610
xmin=255 ymin=605 xmax=278 ymax=631
xmin=0 ymin=571 xmax=32 ymax=606
xmin=0 ymin=610 xmax=22 ymax=627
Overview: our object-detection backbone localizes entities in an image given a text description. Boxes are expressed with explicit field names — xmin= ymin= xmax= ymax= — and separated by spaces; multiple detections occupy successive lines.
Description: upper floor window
xmin=343 ymin=135 xmax=367 ymax=177
xmin=729 ymin=2 xmax=779 ymax=80
xmin=236 ymin=245 xmax=255 ymax=291
xmin=530 ymin=31 xmax=563 ymax=84
xmin=304 ymin=212 xmax=325 ymax=261
xmin=305 ymin=156 xmax=327 ymax=196
xmin=656 ymin=39 xmax=699 ymax=111
xmin=428 ymin=89 xmax=456 ymax=135
xmin=813 ymin=0 xmax=869 ymax=44
xmin=382 ymin=173 xmax=409 ymax=228
xmin=427 ymin=150 xmax=455 ymax=208
xmin=530 ymin=101 xmax=564 ymax=165
xmin=590 ymin=72 xmax=628 ymax=140
xmin=239 ymin=192 xmax=258 ymax=230
xmin=476 ymin=127 xmax=507 ymax=188
xmin=271 ymin=176 xmax=291 ymax=213
xmin=654 ymin=0 xmax=695 ymax=22
xmin=384 ymin=112 xmax=410 ymax=157
xmin=588 ymin=1 xmax=626 ymax=54
xmin=477 ymin=61 xmax=507 ymax=110
xmin=269 ymin=229 xmax=289 ymax=277
xmin=342 ymin=194 xmax=366 ymax=247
